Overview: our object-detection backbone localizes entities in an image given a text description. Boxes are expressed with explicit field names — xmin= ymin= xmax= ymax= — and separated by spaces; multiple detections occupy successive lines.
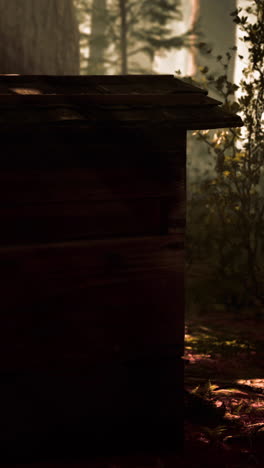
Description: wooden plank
xmin=0 ymin=93 xmax=220 ymax=106
xmin=0 ymin=167 xmax=185 ymax=243
xmin=0 ymin=199 xmax=164 ymax=244
xmin=0 ymin=132 xmax=186 ymax=164
xmin=0 ymin=234 xmax=184 ymax=303
xmin=0 ymin=235 xmax=184 ymax=370
xmin=0 ymin=75 xmax=243 ymax=130
xmin=0 ymin=129 xmax=186 ymax=169
xmin=0 ymin=166 xmax=185 ymax=203
xmin=0 ymin=73 xmax=206 ymax=94
xmin=0 ymin=273 xmax=184 ymax=371
xmin=32 ymin=126 xmax=185 ymax=152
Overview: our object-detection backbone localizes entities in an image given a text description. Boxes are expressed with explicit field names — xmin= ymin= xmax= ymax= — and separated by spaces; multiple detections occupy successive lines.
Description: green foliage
xmin=191 ymin=380 xmax=218 ymax=399
xmin=74 ymin=0 xmax=194 ymax=74
xmin=186 ymin=0 xmax=264 ymax=315
xmin=231 ymin=399 xmax=252 ymax=415
xmin=185 ymin=327 xmax=253 ymax=358
xmin=200 ymin=425 xmax=227 ymax=445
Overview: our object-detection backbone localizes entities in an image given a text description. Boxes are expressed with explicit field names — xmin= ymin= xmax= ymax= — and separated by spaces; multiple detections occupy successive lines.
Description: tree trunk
xmin=119 ymin=0 xmax=128 ymax=74
xmin=89 ymin=0 xmax=107 ymax=74
xmin=0 ymin=0 xmax=80 ymax=75
xmin=187 ymin=0 xmax=200 ymax=76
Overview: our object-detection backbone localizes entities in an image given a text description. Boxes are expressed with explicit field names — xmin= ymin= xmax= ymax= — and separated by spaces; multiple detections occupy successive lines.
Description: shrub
xmin=186 ymin=0 xmax=264 ymax=314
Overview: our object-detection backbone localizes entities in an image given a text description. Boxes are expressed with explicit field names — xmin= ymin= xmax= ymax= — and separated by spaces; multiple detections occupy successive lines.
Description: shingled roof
xmin=0 ymin=74 xmax=243 ymax=130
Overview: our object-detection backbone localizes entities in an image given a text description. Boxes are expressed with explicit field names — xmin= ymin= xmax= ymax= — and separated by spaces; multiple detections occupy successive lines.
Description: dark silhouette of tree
xmin=76 ymin=0 xmax=194 ymax=74
xmin=89 ymin=0 xmax=107 ymax=74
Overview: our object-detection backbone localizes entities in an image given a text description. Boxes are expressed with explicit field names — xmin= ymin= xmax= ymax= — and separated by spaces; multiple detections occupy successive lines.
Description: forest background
xmin=75 ymin=0 xmax=264 ymax=316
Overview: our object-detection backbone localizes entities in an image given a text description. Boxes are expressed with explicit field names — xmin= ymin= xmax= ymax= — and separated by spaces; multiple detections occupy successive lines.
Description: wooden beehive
xmin=0 ymin=75 xmax=242 ymax=462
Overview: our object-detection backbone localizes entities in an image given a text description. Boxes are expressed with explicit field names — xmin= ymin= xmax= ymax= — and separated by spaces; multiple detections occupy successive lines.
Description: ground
xmin=184 ymin=305 xmax=264 ymax=467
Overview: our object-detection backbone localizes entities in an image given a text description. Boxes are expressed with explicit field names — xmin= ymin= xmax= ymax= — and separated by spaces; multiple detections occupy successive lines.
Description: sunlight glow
xmin=153 ymin=2 xmax=191 ymax=76
xmin=155 ymin=0 xmax=251 ymax=92
xmin=237 ymin=379 xmax=264 ymax=390
xmin=78 ymin=0 xmax=252 ymax=84
xmin=10 ymin=88 xmax=43 ymax=95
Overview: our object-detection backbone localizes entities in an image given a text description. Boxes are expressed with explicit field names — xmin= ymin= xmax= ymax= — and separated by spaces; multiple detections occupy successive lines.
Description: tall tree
xmin=76 ymin=0 xmax=193 ymax=75
xmin=89 ymin=0 xmax=107 ymax=74
xmin=119 ymin=0 xmax=128 ymax=74
xmin=0 ymin=0 xmax=80 ymax=75
xmin=186 ymin=0 xmax=200 ymax=76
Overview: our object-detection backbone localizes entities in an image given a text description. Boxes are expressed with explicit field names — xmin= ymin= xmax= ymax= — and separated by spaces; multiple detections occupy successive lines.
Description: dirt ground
xmin=184 ymin=306 xmax=264 ymax=467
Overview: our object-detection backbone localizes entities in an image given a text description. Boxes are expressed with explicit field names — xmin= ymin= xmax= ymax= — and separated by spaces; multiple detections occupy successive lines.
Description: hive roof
xmin=0 ymin=74 xmax=243 ymax=130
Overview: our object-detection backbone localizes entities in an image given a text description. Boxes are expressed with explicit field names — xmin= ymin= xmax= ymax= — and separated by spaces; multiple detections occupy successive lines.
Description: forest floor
xmin=4 ymin=306 xmax=264 ymax=468
xmin=183 ymin=305 xmax=264 ymax=467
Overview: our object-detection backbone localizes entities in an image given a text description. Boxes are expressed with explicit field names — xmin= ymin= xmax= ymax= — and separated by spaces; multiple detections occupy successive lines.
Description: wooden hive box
xmin=0 ymin=75 xmax=242 ymax=462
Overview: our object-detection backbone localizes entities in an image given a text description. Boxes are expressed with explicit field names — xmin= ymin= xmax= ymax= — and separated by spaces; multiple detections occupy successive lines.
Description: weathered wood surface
xmin=0 ymin=166 xmax=185 ymax=202
xmin=0 ymin=165 xmax=185 ymax=243
xmin=0 ymin=234 xmax=184 ymax=296
xmin=0 ymin=233 xmax=184 ymax=458
xmin=0 ymin=279 xmax=184 ymax=371
xmin=0 ymin=142 xmax=186 ymax=243
xmin=0 ymin=235 xmax=184 ymax=372
xmin=0 ymin=137 xmax=186 ymax=165
xmin=0 ymin=74 xmax=243 ymax=130
xmin=0 ymin=197 xmax=186 ymax=244
xmin=0 ymin=199 xmax=162 ymax=244
xmin=0 ymin=75 xmax=192 ymax=459
xmin=0 ymin=357 xmax=184 ymax=461
xmin=0 ymin=73 xmax=207 ymax=95
xmin=0 ymin=104 xmax=242 ymax=130
xmin=0 ymin=235 xmax=184 ymax=459
xmin=0 ymin=93 xmax=220 ymax=106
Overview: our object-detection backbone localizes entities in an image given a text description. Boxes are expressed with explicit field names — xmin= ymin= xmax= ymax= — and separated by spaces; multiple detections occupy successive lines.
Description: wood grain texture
xmin=0 ymin=136 xmax=186 ymax=167
xmin=0 ymin=107 xmax=187 ymax=158
xmin=0 ymin=235 xmax=184 ymax=371
xmin=0 ymin=198 xmax=186 ymax=244
xmin=0 ymin=75 xmax=190 ymax=457
xmin=0 ymin=275 xmax=184 ymax=371
xmin=0 ymin=199 xmax=163 ymax=244
xmin=0 ymin=93 xmax=220 ymax=106
xmin=0 ymin=166 xmax=185 ymax=203
xmin=0 ymin=73 xmax=206 ymax=94
xmin=0 ymin=145 xmax=186 ymax=243
xmin=0 ymin=232 xmax=184 ymax=457
xmin=0 ymin=75 xmax=243 ymax=138
xmin=0 ymin=234 xmax=184 ymax=301
xmin=0 ymin=357 xmax=184 ymax=460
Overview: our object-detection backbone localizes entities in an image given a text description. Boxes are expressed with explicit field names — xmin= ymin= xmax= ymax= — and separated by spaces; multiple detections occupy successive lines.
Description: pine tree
xmin=75 ymin=0 xmax=194 ymax=74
